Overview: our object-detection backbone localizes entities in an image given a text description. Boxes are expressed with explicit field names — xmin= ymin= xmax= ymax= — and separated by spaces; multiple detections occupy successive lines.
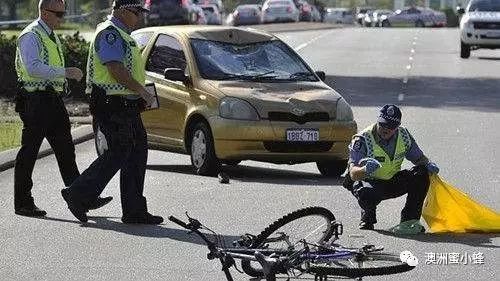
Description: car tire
xmin=460 ymin=41 xmax=470 ymax=59
xmin=415 ymin=20 xmax=425 ymax=27
xmin=92 ymin=118 xmax=108 ymax=157
xmin=381 ymin=20 xmax=390 ymax=27
xmin=189 ymin=122 xmax=220 ymax=176
xmin=316 ymin=160 xmax=347 ymax=178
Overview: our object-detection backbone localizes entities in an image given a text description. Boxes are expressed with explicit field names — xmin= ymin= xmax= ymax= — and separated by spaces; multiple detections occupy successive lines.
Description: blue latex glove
xmin=426 ymin=162 xmax=439 ymax=174
xmin=361 ymin=157 xmax=382 ymax=175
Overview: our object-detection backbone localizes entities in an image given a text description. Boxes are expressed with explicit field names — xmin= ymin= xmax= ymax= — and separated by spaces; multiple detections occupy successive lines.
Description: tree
xmin=5 ymin=0 xmax=18 ymax=20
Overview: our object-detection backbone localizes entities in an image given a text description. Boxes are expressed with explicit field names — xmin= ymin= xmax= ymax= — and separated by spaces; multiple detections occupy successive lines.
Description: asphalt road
xmin=0 ymin=27 xmax=499 ymax=281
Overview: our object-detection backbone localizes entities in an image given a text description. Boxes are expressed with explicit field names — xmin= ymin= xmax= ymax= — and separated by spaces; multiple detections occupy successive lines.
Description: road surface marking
xmin=294 ymin=30 xmax=336 ymax=51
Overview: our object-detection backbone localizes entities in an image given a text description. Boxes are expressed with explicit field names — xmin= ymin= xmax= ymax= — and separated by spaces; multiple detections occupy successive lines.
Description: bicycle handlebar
xmin=169 ymin=215 xmax=189 ymax=229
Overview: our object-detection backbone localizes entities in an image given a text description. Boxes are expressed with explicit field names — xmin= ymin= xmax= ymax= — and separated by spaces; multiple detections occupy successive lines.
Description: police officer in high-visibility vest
xmin=344 ymin=104 xmax=440 ymax=234
xmin=14 ymin=0 xmax=111 ymax=217
xmin=61 ymin=0 xmax=163 ymax=224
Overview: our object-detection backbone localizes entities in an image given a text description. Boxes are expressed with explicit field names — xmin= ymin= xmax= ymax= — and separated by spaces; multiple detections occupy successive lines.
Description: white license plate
xmin=286 ymin=129 xmax=319 ymax=142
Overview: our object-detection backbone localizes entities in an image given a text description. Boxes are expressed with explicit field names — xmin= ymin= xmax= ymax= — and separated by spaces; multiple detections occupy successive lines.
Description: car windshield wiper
xmin=215 ymin=71 xmax=278 ymax=81
xmin=289 ymin=71 xmax=316 ymax=81
xmin=251 ymin=70 xmax=277 ymax=79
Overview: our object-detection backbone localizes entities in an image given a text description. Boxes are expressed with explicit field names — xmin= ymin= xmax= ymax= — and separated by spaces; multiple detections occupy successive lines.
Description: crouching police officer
xmin=344 ymin=104 xmax=439 ymax=234
xmin=61 ymin=0 xmax=163 ymax=224
xmin=14 ymin=0 xmax=111 ymax=217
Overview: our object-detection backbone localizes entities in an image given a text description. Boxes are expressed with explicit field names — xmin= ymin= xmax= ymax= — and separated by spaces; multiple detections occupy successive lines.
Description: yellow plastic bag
xmin=422 ymin=174 xmax=500 ymax=233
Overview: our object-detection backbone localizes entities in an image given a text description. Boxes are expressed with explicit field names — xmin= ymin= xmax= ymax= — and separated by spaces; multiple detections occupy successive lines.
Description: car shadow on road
xmin=374 ymin=229 xmax=500 ymax=249
xmin=477 ymin=56 xmax=500 ymax=61
xmin=326 ymin=75 xmax=500 ymax=112
xmin=146 ymin=164 xmax=343 ymax=186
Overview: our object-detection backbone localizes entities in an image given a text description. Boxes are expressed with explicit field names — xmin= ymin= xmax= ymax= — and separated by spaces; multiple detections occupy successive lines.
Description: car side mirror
xmin=315 ymin=71 xmax=326 ymax=82
xmin=164 ymin=68 xmax=188 ymax=83
xmin=456 ymin=7 xmax=465 ymax=15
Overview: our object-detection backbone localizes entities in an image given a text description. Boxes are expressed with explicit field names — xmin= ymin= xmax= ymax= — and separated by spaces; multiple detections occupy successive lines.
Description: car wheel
xmin=92 ymin=118 xmax=108 ymax=157
xmin=316 ymin=160 xmax=347 ymax=178
xmin=190 ymin=122 xmax=220 ymax=176
xmin=460 ymin=41 xmax=470 ymax=59
xmin=381 ymin=20 xmax=390 ymax=27
xmin=415 ymin=20 xmax=425 ymax=27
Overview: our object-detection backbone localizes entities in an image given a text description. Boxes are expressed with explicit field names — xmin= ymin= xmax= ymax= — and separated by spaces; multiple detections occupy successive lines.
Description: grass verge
xmin=0 ymin=122 xmax=22 ymax=152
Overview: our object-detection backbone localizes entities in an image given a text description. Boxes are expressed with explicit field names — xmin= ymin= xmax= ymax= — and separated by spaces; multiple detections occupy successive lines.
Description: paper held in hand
xmin=145 ymin=83 xmax=159 ymax=110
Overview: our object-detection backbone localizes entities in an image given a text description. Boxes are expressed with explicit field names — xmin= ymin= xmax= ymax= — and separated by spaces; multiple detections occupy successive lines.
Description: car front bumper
xmin=461 ymin=27 xmax=500 ymax=47
xmin=209 ymin=116 xmax=357 ymax=163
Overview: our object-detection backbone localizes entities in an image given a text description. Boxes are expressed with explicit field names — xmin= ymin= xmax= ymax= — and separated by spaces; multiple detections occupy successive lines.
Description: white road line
xmin=411 ymin=49 xmax=415 ymax=53
xmin=398 ymin=93 xmax=405 ymax=101
xmin=294 ymin=30 xmax=336 ymax=51
xmin=406 ymin=65 xmax=412 ymax=70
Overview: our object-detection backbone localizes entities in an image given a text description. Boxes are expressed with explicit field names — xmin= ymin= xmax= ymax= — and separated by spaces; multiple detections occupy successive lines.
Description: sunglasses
xmin=44 ymin=9 xmax=66 ymax=18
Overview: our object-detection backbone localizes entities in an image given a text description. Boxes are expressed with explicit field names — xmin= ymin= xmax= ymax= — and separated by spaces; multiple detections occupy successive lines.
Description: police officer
xmin=14 ymin=0 xmax=111 ymax=217
xmin=61 ymin=0 xmax=163 ymax=224
xmin=345 ymin=104 xmax=439 ymax=234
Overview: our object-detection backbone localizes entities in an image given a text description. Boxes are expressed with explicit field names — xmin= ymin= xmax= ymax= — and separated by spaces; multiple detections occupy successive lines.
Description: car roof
xmin=135 ymin=26 xmax=276 ymax=44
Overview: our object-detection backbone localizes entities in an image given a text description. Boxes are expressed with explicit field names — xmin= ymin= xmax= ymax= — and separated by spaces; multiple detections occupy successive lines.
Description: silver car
xmin=200 ymin=4 xmax=222 ymax=25
xmin=381 ymin=6 xmax=446 ymax=28
xmin=323 ymin=7 xmax=354 ymax=24
xmin=261 ymin=0 xmax=300 ymax=23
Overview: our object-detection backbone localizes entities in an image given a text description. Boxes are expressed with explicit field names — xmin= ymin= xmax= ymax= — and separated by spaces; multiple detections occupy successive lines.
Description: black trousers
xmin=67 ymin=107 xmax=148 ymax=218
xmin=14 ymin=92 xmax=79 ymax=209
xmin=352 ymin=165 xmax=430 ymax=224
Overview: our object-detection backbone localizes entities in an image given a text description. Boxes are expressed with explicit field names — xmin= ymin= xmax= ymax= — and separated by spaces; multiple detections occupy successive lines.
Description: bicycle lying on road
xmin=169 ymin=206 xmax=416 ymax=281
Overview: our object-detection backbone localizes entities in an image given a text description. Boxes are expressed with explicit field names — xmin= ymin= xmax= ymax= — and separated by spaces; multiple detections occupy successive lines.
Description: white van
xmin=459 ymin=0 xmax=500 ymax=58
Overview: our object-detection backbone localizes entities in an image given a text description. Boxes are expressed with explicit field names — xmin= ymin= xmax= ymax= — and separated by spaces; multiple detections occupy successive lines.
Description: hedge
xmin=0 ymin=31 xmax=89 ymax=100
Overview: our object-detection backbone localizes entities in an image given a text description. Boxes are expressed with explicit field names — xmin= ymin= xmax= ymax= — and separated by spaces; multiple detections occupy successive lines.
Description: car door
xmin=142 ymin=33 xmax=190 ymax=150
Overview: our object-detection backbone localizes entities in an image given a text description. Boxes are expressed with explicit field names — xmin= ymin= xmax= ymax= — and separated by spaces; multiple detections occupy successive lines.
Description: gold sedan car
xmin=93 ymin=26 xmax=357 ymax=177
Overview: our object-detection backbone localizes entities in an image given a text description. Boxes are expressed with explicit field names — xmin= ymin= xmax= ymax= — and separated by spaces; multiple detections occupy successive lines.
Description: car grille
xmin=473 ymin=22 xmax=500 ymax=29
xmin=268 ymin=112 xmax=330 ymax=124
xmin=263 ymin=141 xmax=333 ymax=153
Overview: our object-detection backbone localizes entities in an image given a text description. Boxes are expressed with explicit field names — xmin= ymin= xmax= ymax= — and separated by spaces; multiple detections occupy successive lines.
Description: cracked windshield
xmin=191 ymin=39 xmax=317 ymax=81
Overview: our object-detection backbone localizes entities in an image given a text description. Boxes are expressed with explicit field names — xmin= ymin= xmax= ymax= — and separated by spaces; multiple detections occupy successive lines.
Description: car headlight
xmin=219 ymin=97 xmax=260 ymax=121
xmin=336 ymin=98 xmax=354 ymax=121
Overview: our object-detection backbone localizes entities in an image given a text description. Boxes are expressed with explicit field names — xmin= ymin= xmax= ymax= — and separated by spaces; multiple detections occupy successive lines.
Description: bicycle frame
xmin=168 ymin=214 xmax=384 ymax=281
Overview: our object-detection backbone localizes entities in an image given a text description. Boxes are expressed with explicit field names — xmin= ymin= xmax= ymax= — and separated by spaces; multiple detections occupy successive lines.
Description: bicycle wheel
xmin=242 ymin=206 xmax=336 ymax=277
xmin=307 ymin=252 xmax=415 ymax=278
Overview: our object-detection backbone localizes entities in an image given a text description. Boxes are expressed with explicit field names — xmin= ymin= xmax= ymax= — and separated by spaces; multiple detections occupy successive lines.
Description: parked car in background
xmin=145 ymin=0 xmax=198 ymax=25
xmin=310 ymin=5 xmax=322 ymax=22
xmin=362 ymin=10 xmax=375 ymax=27
xmin=371 ymin=9 xmax=393 ymax=27
xmin=192 ymin=4 xmax=208 ymax=24
xmin=261 ymin=0 xmax=300 ymax=23
xmin=194 ymin=0 xmax=224 ymax=12
xmin=381 ymin=6 xmax=446 ymax=27
xmin=355 ymin=6 xmax=373 ymax=25
xmin=200 ymin=4 xmax=222 ymax=25
xmin=295 ymin=0 xmax=313 ymax=21
xmin=113 ymin=26 xmax=357 ymax=177
xmin=323 ymin=7 xmax=354 ymax=24
xmin=458 ymin=0 xmax=500 ymax=58
xmin=229 ymin=4 xmax=262 ymax=26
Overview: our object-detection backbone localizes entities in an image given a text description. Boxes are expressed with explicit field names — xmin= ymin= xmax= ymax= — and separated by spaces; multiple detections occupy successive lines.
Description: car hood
xmin=209 ymin=80 xmax=342 ymax=119
xmin=466 ymin=12 xmax=500 ymax=21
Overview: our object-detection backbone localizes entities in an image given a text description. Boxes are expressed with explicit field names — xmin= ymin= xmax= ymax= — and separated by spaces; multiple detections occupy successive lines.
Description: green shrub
xmin=0 ymin=31 xmax=89 ymax=101
xmin=442 ymin=8 xmax=459 ymax=28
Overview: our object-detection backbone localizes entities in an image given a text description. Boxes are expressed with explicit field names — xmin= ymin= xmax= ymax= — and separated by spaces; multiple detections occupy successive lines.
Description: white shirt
xmin=18 ymin=18 xmax=65 ymax=79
